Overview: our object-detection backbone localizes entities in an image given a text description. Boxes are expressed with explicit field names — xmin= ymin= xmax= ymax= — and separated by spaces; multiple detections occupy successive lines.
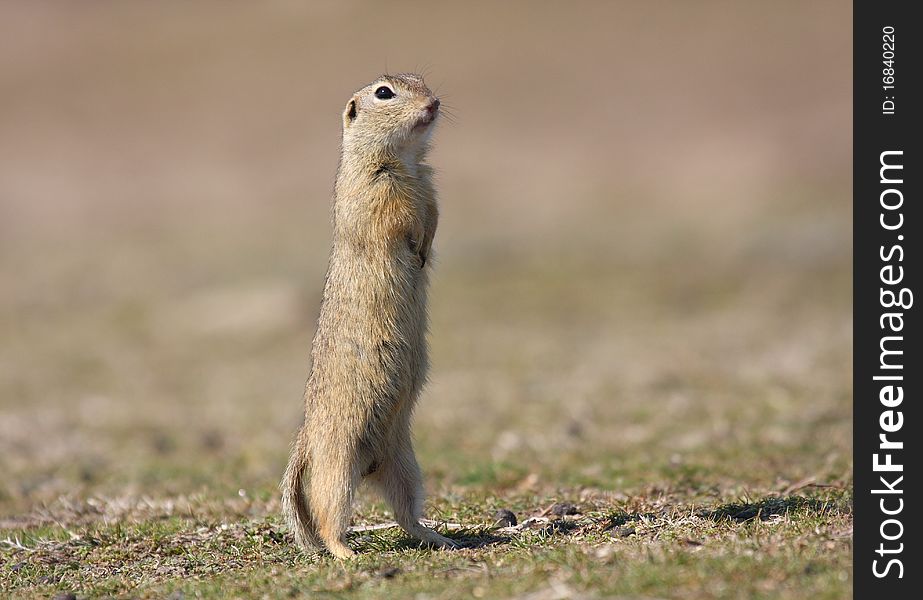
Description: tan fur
xmin=280 ymin=73 xmax=454 ymax=559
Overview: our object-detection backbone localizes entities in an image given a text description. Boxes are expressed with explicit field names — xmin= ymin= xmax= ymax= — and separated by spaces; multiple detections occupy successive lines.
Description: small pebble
xmin=610 ymin=526 xmax=636 ymax=538
xmin=493 ymin=508 xmax=517 ymax=527
xmin=52 ymin=594 xmax=77 ymax=600
xmin=550 ymin=503 xmax=579 ymax=516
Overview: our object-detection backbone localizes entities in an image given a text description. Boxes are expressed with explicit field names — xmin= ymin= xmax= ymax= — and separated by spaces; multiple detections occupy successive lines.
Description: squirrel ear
xmin=343 ymin=98 xmax=358 ymax=127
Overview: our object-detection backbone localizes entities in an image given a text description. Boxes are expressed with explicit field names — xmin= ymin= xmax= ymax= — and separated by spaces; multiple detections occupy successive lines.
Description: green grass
xmin=2 ymin=487 xmax=851 ymax=599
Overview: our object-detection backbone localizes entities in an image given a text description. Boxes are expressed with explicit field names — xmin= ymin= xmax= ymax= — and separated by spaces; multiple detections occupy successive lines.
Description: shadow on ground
xmin=701 ymin=495 xmax=840 ymax=523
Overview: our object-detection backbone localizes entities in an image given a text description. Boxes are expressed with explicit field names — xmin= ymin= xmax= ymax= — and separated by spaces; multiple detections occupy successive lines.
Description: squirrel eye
xmin=374 ymin=86 xmax=395 ymax=100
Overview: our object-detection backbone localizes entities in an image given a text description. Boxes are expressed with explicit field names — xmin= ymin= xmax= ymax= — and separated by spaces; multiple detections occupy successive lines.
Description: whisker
xmin=438 ymin=106 xmax=460 ymax=122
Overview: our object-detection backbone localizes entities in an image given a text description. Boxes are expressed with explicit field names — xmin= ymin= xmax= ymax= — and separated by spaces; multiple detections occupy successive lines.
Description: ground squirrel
xmin=280 ymin=73 xmax=455 ymax=559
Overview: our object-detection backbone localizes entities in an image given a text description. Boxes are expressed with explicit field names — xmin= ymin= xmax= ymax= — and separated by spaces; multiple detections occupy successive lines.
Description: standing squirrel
xmin=280 ymin=73 xmax=455 ymax=558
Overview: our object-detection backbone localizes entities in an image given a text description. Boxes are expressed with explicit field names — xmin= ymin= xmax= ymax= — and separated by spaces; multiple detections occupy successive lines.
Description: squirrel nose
xmin=427 ymin=99 xmax=440 ymax=113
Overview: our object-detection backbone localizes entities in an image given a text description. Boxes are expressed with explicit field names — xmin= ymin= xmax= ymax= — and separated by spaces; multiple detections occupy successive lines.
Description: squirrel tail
xmin=281 ymin=430 xmax=321 ymax=550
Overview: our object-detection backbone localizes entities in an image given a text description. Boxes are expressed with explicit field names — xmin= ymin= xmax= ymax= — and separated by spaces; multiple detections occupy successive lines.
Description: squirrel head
xmin=341 ymin=73 xmax=441 ymax=163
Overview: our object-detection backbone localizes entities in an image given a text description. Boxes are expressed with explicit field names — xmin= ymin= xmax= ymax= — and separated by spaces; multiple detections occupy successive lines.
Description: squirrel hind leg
xmin=370 ymin=440 xmax=458 ymax=550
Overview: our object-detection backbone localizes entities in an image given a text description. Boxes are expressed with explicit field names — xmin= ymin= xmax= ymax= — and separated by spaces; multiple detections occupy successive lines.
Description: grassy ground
xmin=2 ymin=490 xmax=851 ymax=599
xmin=1 ymin=2 xmax=851 ymax=598
xmin=0 ymin=208 xmax=853 ymax=598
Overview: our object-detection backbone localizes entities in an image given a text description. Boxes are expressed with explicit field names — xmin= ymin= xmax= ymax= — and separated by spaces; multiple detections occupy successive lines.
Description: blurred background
xmin=0 ymin=1 xmax=851 ymax=516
